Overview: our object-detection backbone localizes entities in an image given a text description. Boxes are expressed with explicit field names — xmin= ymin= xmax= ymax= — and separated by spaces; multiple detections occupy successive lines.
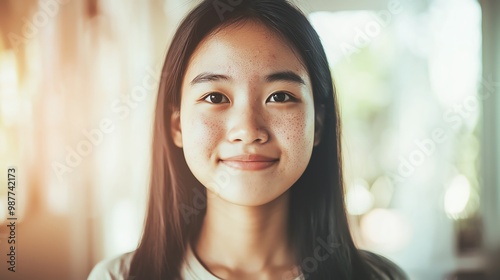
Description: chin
xmin=212 ymin=185 xmax=291 ymax=207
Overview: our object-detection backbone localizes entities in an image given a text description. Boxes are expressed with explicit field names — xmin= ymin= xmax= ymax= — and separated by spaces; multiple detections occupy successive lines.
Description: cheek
xmin=182 ymin=111 xmax=224 ymax=153
xmin=272 ymin=110 xmax=315 ymax=157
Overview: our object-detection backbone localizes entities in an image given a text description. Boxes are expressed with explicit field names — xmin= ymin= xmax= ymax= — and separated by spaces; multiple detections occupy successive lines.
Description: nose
xmin=227 ymin=107 xmax=270 ymax=144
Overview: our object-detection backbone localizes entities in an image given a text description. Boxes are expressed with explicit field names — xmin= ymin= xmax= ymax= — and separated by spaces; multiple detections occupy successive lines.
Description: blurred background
xmin=0 ymin=0 xmax=498 ymax=279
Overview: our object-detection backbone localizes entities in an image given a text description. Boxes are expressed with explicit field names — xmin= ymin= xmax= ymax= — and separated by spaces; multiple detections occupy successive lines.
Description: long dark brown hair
xmin=130 ymin=0 xmax=407 ymax=279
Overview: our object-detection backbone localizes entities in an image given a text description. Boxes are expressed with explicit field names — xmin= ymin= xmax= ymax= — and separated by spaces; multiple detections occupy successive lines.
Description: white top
xmin=87 ymin=243 xmax=305 ymax=280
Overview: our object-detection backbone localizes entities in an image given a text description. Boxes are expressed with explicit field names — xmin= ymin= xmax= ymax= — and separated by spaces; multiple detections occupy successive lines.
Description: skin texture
xmin=170 ymin=20 xmax=322 ymax=279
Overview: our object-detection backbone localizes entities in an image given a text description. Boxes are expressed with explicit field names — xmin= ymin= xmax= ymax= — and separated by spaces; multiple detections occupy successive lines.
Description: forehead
xmin=184 ymin=20 xmax=309 ymax=79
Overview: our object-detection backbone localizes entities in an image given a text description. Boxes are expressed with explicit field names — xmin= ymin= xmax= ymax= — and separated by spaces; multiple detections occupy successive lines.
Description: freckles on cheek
xmin=276 ymin=113 xmax=310 ymax=142
xmin=187 ymin=113 xmax=224 ymax=150
xmin=273 ymin=111 xmax=312 ymax=152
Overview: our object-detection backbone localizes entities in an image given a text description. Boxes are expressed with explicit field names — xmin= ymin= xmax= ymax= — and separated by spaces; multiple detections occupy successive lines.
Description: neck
xmin=194 ymin=189 xmax=295 ymax=273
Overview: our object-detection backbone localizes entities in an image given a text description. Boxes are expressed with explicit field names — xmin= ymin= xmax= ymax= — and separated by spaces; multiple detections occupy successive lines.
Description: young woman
xmin=88 ymin=0 xmax=408 ymax=279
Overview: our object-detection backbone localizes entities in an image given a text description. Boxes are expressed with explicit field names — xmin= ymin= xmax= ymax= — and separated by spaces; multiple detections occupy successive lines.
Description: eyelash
xmin=201 ymin=91 xmax=297 ymax=104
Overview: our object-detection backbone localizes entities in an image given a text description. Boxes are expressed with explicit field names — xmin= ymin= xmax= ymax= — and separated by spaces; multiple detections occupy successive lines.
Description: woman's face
xmin=172 ymin=20 xmax=320 ymax=206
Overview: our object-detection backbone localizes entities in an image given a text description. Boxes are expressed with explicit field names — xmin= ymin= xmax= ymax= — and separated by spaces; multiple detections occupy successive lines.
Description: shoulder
xmin=87 ymin=251 xmax=135 ymax=280
xmin=359 ymin=250 xmax=409 ymax=280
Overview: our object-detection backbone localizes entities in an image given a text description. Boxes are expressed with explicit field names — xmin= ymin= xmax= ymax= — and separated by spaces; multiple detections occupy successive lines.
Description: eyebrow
xmin=265 ymin=71 xmax=305 ymax=85
xmin=190 ymin=73 xmax=230 ymax=85
xmin=190 ymin=71 xmax=306 ymax=85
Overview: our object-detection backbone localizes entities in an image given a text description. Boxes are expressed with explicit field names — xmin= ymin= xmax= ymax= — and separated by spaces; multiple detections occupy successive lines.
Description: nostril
xmin=227 ymin=127 xmax=270 ymax=144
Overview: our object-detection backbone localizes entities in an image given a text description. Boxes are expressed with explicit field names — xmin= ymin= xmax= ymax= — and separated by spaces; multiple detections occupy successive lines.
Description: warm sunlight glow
xmin=444 ymin=175 xmax=472 ymax=219
xmin=0 ymin=197 xmax=6 ymax=224
xmin=361 ymin=208 xmax=411 ymax=251
xmin=0 ymin=51 xmax=20 ymax=126
xmin=346 ymin=179 xmax=374 ymax=215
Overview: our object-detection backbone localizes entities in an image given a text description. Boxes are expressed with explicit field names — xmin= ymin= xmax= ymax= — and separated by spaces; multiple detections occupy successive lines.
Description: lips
xmin=220 ymin=154 xmax=279 ymax=171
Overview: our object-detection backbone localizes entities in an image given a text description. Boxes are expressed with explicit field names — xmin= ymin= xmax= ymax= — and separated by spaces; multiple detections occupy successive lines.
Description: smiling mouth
xmin=219 ymin=154 xmax=279 ymax=171
xmin=219 ymin=159 xmax=278 ymax=171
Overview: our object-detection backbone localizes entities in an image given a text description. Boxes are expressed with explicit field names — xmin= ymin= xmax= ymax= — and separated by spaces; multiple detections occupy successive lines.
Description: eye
xmin=203 ymin=92 xmax=229 ymax=104
xmin=267 ymin=91 xmax=296 ymax=103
